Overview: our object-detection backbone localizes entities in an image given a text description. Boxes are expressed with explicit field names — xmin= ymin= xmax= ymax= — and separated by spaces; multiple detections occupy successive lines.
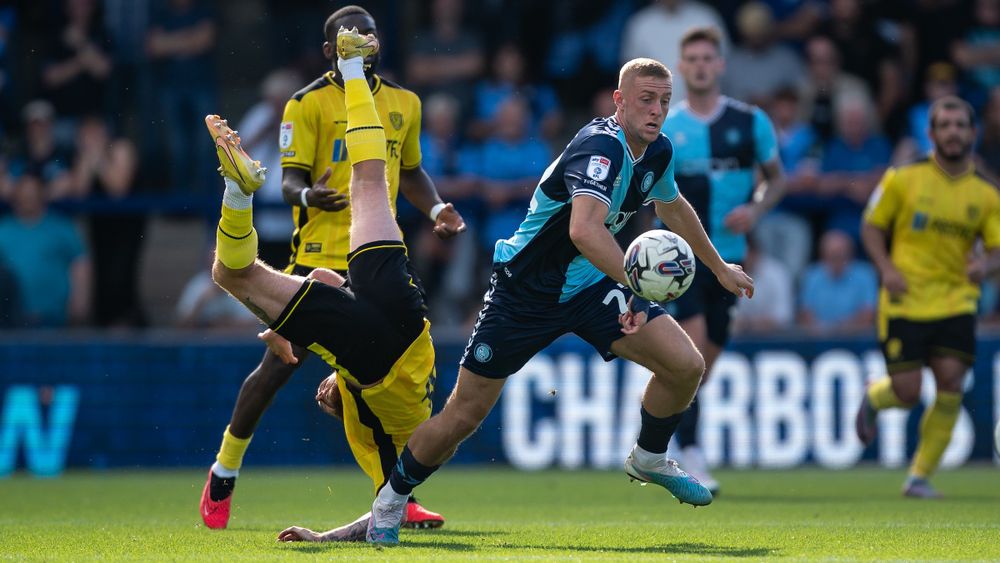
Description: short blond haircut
xmin=618 ymin=58 xmax=671 ymax=89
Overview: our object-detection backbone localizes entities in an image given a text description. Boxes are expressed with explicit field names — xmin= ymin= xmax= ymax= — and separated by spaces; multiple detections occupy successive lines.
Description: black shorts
xmin=668 ymin=258 xmax=738 ymax=347
xmin=287 ymin=260 xmax=427 ymax=302
xmin=880 ymin=314 xmax=976 ymax=374
xmin=269 ymin=240 xmax=427 ymax=385
xmin=460 ymin=274 xmax=668 ymax=379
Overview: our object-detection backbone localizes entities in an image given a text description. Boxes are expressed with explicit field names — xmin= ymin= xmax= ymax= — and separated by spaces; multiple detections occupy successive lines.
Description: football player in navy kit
xmin=362 ymin=58 xmax=755 ymax=546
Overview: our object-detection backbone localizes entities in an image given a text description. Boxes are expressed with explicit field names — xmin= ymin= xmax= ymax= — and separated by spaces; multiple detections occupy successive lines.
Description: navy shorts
xmin=668 ymin=258 xmax=738 ymax=347
xmin=461 ymin=274 xmax=668 ymax=379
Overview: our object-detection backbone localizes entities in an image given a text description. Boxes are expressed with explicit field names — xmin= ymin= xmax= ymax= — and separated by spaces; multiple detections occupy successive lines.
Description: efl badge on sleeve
xmin=587 ymin=155 xmax=611 ymax=181
xmin=279 ymin=122 xmax=294 ymax=149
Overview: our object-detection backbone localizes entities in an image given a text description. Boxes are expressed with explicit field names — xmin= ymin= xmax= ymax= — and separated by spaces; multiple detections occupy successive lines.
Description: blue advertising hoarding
xmin=1 ymin=333 xmax=998 ymax=476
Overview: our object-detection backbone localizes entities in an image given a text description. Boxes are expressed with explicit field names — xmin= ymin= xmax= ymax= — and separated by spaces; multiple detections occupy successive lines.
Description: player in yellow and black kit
xmin=856 ymin=96 xmax=1000 ymax=498
xmin=198 ymin=6 xmax=465 ymax=534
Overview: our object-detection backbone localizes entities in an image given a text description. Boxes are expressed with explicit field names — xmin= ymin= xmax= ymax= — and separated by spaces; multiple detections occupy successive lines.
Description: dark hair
xmin=929 ymin=95 xmax=976 ymax=129
xmin=324 ymin=5 xmax=373 ymax=41
xmin=680 ymin=26 xmax=723 ymax=52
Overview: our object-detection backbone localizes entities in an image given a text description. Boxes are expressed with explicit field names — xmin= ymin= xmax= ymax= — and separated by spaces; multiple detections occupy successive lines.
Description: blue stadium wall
xmin=2 ymin=334 xmax=998 ymax=476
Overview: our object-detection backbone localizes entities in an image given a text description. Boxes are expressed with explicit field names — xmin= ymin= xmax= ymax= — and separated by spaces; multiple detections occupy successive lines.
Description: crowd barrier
xmin=2 ymin=332 xmax=997 ymax=476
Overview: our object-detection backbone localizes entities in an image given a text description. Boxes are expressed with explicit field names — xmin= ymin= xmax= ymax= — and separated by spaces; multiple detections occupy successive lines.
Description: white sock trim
xmin=211 ymin=461 xmax=239 ymax=478
xmin=379 ymin=481 xmax=409 ymax=504
xmin=337 ymin=56 xmax=365 ymax=81
xmin=222 ymin=178 xmax=252 ymax=210
xmin=631 ymin=444 xmax=665 ymax=468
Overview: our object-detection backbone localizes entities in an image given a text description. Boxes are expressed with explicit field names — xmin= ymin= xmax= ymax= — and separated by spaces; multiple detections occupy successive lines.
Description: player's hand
xmin=316 ymin=373 xmax=344 ymax=420
xmin=433 ymin=203 xmax=467 ymax=239
xmin=619 ymin=296 xmax=649 ymax=335
xmin=967 ymin=255 xmax=988 ymax=284
xmin=722 ymin=204 xmax=761 ymax=234
xmin=306 ymin=168 xmax=348 ymax=211
xmin=716 ymin=263 xmax=754 ymax=298
xmin=258 ymin=329 xmax=299 ymax=365
xmin=278 ymin=526 xmax=323 ymax=542
xmin=881 ymin=265 xmax=908 ymax=297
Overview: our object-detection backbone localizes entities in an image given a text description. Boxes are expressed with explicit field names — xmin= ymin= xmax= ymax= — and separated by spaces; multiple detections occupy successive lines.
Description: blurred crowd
xmin=1 ymin=0 xmax=1000 ymax=334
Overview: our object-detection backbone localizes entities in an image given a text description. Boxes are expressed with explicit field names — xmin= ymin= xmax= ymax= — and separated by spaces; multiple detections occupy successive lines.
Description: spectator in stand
xmin=905 ymin=0 xmax=973 ymax=87
xmin=798 ymin=35 xmax=873 ymax=143
xmin=977 ymin=86 xmax=1000 ymax=181
xmin=70 ymin=115 xmax=145 ymax=328
xmin=406 ymin=0 xmax=485 ymax=111
xmin=818 ymin=93 xmax=892 ymax=239
xmin=755 ymin=87 xmax=817 ymax=280
xmin=0 ymin=6 xmax=16 ymax=136
xmin=8 ymin=100 xmax=73 ymax=199
xmin=952 ymin=0 xmax=1000 ymax=97
xmin=723 ymin=2 xmax=804 ymax=107
xmin=0 ymin=175 xmax=91 ymax=328
xmin=798 ymin=229 xmax=878 ymax=334
xmin=175 ymin=251 xmax=258 ymax=329
xmin=821 ymin=0 xmax=906 ymax=139
xmin=621 ymin=0 xmax=729 ymax=106
xmin=236 ymin=68 xmax=302 ymax=269
xmin=468 ymin=43 xmax=563 ymax=142
xmin=458 ymin=95 xmax=550 ymax=253
xmin=146 ymin=0 xmax=217 ymax=192
xmin=40 ymin=0 xmax=112 ymax=124
xmin=732 ymin=236 xmax=794 ymax=334
xmin=903 ymin=62 xmax=959 ymax=159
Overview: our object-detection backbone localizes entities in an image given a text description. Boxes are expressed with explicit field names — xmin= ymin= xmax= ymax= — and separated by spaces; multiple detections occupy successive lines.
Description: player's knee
xmin=672 ymin=348 xmax=705 ymax=387
xmin=892 ymin=382 xmax=921 ymax=406
xmin=443 ymin=402 xmax=489 ymax=440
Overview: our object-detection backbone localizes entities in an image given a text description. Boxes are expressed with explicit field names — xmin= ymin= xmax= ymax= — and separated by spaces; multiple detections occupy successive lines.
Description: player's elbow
xmin=568 ymin=220 xmax=593 ymax=250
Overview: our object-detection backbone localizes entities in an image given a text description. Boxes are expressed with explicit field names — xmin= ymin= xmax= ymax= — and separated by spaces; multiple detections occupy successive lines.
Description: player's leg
xmin=368 ymin=366 xmax=506 ymax=544
xmin=905 ymin=315 xmax=974 ymax=498
xmin=333 ymin=29 xmax=398 ymax=248
xmin=855 ymin=317 xmax=926 ymax=447
xmin=609 ymin=314 xmax=713 ymax=506
xmin=676 ymin=313 xmax=723 ymax=494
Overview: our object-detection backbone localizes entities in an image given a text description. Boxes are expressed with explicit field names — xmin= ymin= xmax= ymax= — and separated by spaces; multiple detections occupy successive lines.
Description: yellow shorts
xmin=336 ymin=328 xmax=436 ymax=492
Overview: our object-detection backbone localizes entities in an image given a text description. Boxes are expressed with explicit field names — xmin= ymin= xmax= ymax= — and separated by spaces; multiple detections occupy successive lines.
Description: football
xmin=623 ymin=229 xmax=696 ymax=302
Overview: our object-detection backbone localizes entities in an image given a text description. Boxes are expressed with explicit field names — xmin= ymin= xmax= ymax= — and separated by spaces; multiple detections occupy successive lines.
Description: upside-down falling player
xmin=857 ymin=96 xmax=1000 ymax=498
xmin=200 ymin=5 xmax=463 ymax=533
xmin=205 ymin=27 xmax=446 ymax=541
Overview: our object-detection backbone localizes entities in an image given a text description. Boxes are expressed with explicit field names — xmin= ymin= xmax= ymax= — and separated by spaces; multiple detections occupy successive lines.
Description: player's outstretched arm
xmin=655 ymin=196 xmax=753 ymax=298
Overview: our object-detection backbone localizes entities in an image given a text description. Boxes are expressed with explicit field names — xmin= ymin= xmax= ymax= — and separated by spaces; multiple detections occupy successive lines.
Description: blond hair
xmin=618 ymin=58 xmax=671 ymax=89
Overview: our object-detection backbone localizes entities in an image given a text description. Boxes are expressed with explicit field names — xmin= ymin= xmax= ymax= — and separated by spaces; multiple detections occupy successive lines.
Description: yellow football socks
xmin=216 ymin=180 xmax=258 ymax=270
xmin=911 ymin=391 xmax=962 ymax=478
xmin=215 ymin=425 xmax=252 ymax=472
xmin=340 ymin=57 xmax=385 ymax=164
xmin=867 ymin=377 xmax=908 ymax=410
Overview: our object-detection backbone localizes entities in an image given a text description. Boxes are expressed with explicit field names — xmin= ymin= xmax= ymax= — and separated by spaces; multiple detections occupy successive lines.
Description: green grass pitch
xmin=1 ymin=466 xmax=998 ymax=560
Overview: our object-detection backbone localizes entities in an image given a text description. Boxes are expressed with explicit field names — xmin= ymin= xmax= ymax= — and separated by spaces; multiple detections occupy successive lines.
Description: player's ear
xmin=322 ymin=41 xmax=334 ymax=61
xmin=613 ymin=89 xmax=625 ymax=110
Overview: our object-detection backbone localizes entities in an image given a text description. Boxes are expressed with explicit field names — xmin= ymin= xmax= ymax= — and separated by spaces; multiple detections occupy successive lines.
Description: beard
xmin=936 ymin=138 xmax=972 ymax=162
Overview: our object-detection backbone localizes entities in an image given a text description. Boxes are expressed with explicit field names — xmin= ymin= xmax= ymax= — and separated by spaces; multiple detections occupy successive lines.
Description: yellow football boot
xmin=204 ymin=114 xmax=266 ymax=194
xmin=336 ymin=26 xmax=379 ymax=60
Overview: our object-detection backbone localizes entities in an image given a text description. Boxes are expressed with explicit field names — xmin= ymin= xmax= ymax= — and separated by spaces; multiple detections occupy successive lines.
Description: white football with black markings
xmin=623 ymin=229 xmax=696 ymax=303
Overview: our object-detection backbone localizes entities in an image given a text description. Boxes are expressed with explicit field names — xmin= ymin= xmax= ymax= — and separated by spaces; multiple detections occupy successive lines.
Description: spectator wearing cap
xmin=0 ymin=175 xmax=91 ymax=328
xmin=8 ymin=100 xmax=73 ymax=199
xmin=723 ymin=2 xmax=804 ymax=107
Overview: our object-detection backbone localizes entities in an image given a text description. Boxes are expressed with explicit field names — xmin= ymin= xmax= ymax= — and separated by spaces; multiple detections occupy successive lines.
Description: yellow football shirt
xmin=864 ymin=158 xmax=1000 ymax=320
xmin=280 ymin=72 xmax=422 ymax=270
